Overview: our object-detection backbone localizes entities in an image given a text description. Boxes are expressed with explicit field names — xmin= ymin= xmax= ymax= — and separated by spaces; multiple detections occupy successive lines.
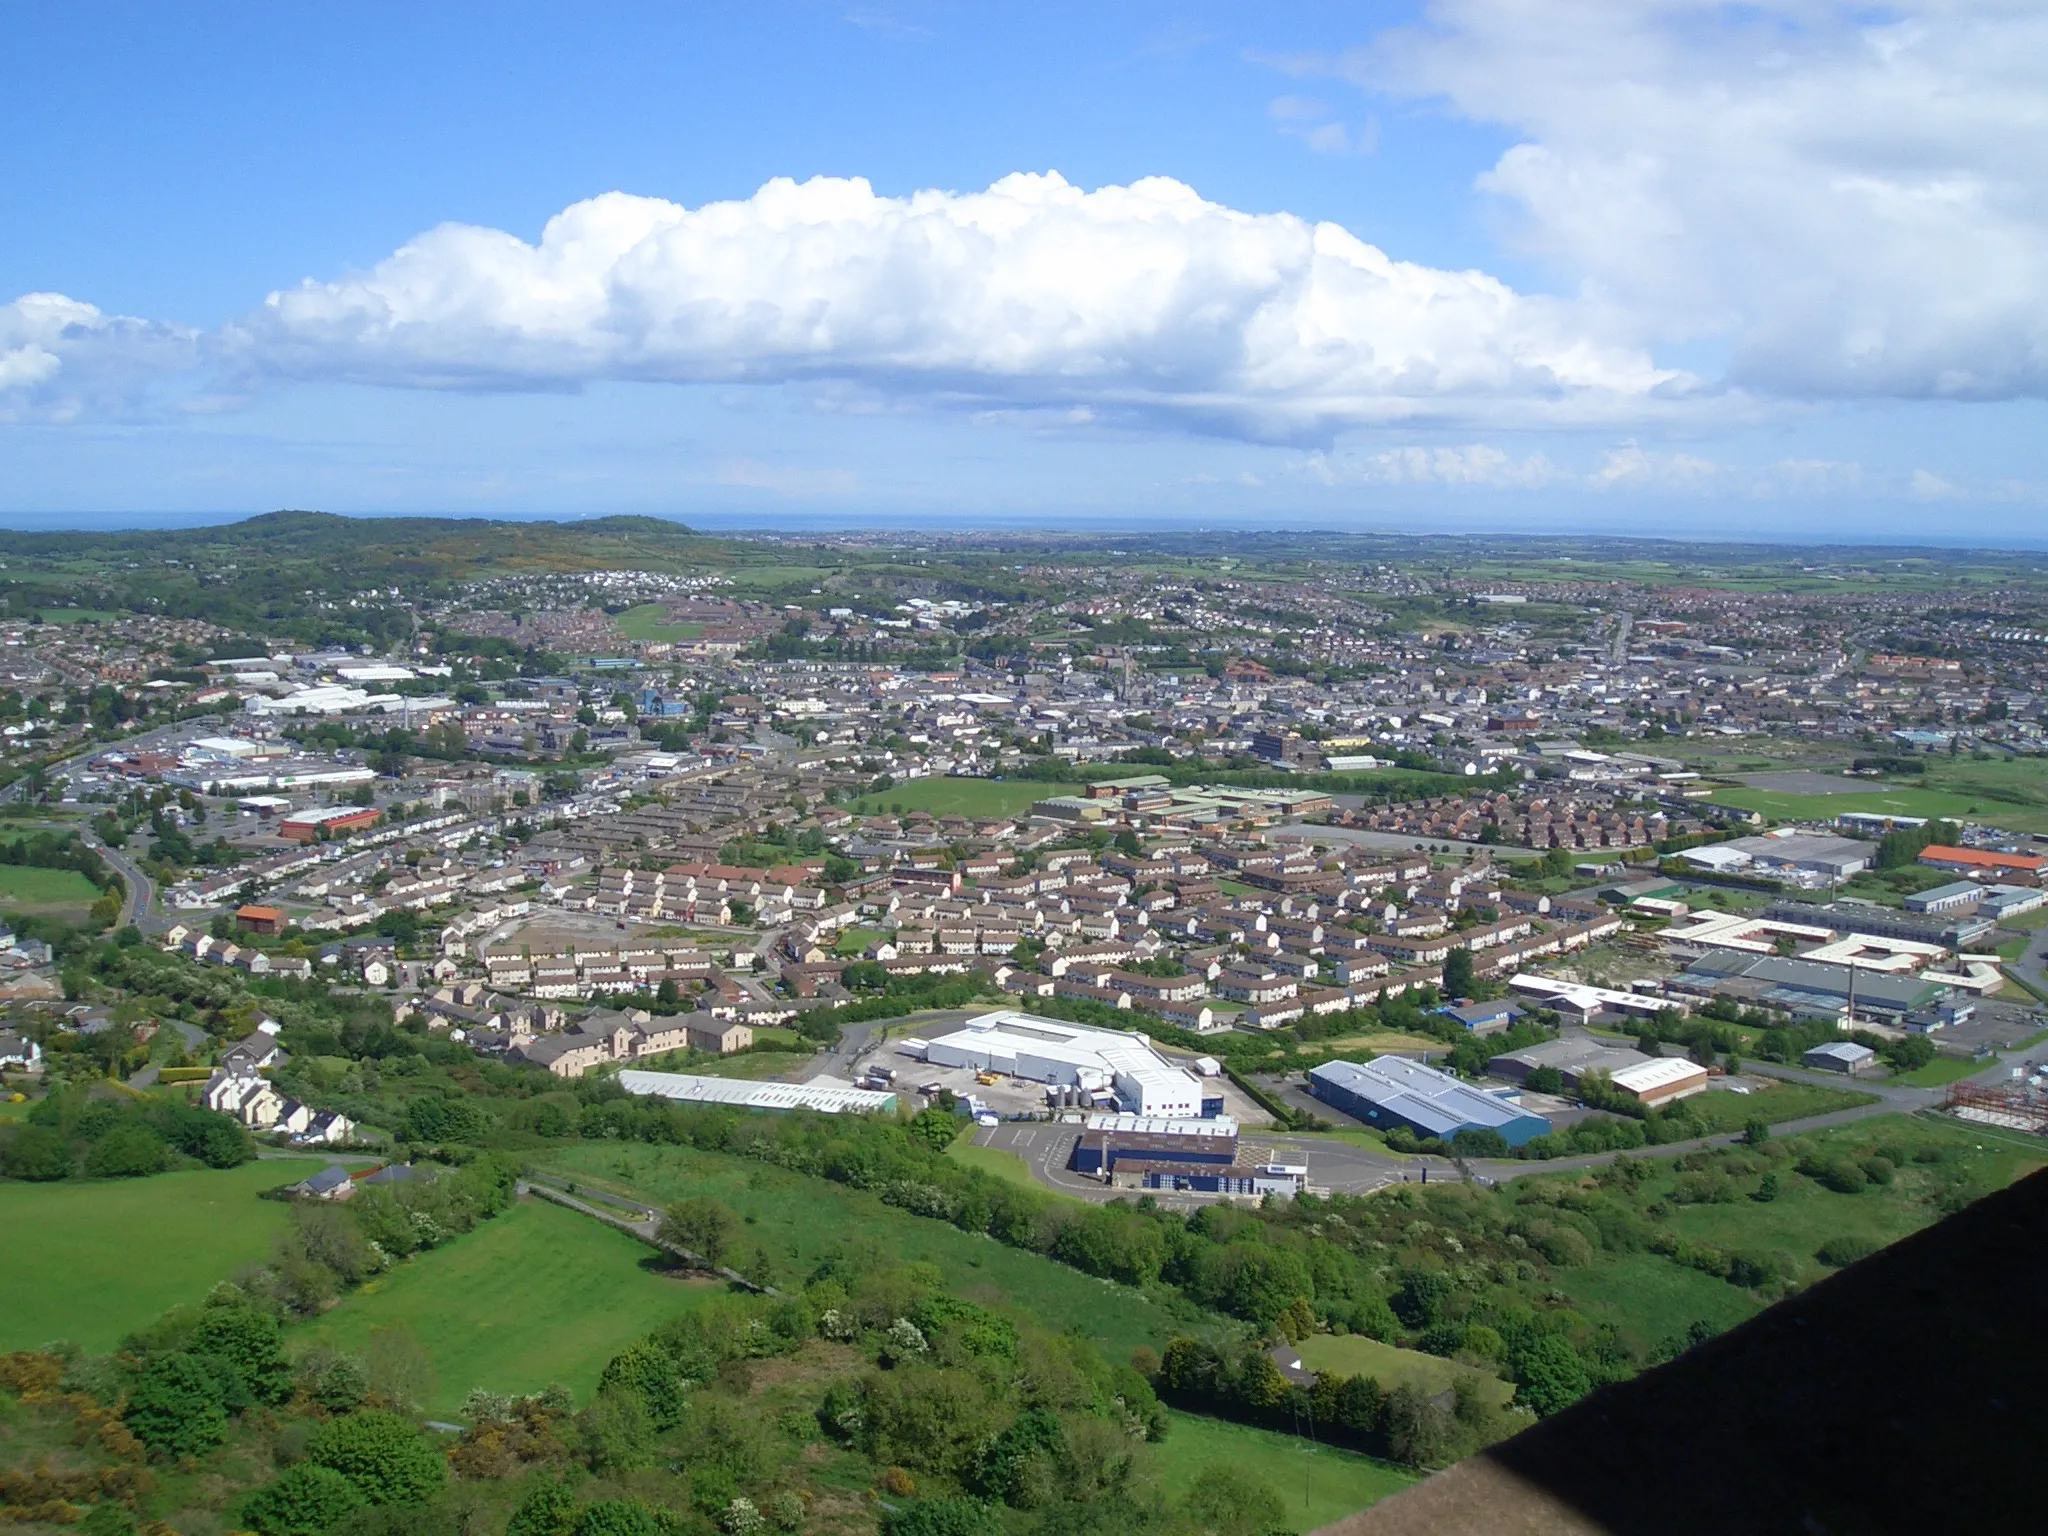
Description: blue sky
xmin=4 ymin=1 xmax=2045 ymax=538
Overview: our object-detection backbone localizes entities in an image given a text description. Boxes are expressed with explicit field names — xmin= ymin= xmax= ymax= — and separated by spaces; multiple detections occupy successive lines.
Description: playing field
xmin=1150 ymin=1409 xmax=1416 ymax=1531
xmin=615 ymin=603 xmax=704 ymax=643
xmin=0 ymin=1158 xmax=327 ymax=1353
xmin=1707 ymin=783 xmax=2048 ymax=832
xmin=1293 ymin=1334 xmax=1516 ymax=1407
xmin=0 ymin=865 xmax=103 ymax=915
xmin=301 ymin=1194 xmax=714 ymax=1417
xmin=851 ymin=777 xmax=1069 ymax=819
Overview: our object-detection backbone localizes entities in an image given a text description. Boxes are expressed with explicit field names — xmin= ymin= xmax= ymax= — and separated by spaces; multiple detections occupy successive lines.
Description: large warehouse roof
xmin=618 ymin=1069 xmax=896 ymax=1115
xmin=1311 ymin=1057 xmax=1543 ymax=1141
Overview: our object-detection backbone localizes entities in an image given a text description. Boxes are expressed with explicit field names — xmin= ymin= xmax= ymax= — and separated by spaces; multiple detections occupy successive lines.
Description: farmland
xmin=0 ymin=1158 xmax=327 ymax=1352
xmin=1150 ymin=1408 xmax=1417 ymax=1531
xmin=851 ymin=776 xmax=1070 ymax=819
xmin=300 ymin=1194 xmax=711 ymax=1418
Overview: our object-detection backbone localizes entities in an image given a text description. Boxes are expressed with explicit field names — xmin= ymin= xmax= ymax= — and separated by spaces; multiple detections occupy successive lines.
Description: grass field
xmin=1891 ymin=1054 xmax=1987 ymax=1089
xmin=945 ymin=1140 xmax=1073 ymax=1196
xmin=1151 ymin=1409 xmax=1416 ymax=1531
xmin=1708 ymin=782 xmax=2048 ymax=832
xmin=538 ymin=1141 xmax=1181 ymax=1363
xmin=1652 ymin=1114 xmax=2043 ymax=1288
xmin=0 ymin=865 xmax=103 ymax=914
xmin=301 ymin=1195 xmax=711 ymax=1417
xmin=614 ymin=603 xmax=704 ymax=644
xmin=1292 ymin=1335 xmax=1516 ymax=1407
xmin=634 ymin=1048 xmax=816 ymax=1081
xmin=0 ymin=1158 xmax=326 ymax=1352
xmin=850 ymin=777 xmax=1068 ymax=820
xmin=1683 ymin=1079 xmax=1877 ymax=1132
xmin=1556 ymin=1252 xmax=1763 ymax=1344
xmin=1309 ymin=1031 xmax=1443 ymax=1055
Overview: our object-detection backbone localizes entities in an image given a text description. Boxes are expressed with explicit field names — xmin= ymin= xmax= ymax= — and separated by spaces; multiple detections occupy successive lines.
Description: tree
xmin=907 ymin=1105 xmax=965 ymax=1152
xmin=597 ymin=1342 xmax=687 ymax=1429
xmin=655 ymin=978 xmax=681 ymax=1009
xmin=240 ymin=1464 xmax=367 ymax=1536
xmin=574 ymin=1501 xmax=662 ymax=1536
xmin=658 ymin=1197 xmax=742 ymax=1267
xmin=506 ymin=1474 xmax=579 ymax=1536
xmin=0 ymin=1124 xmax=74 ymax=1181
xmin=123 ymin=1352 xmax=230 ymax=1457
xmin=1441 ymin=946 xmax=1475 ymax=999
xmin=882 ymin=1499 xmax=1003 ymax=1536
xmin=1510 ymin=1334 xmax=1593 ymax=1417
xmin=85 ymin=1123 xmax=167 ymax=1178
xmin=362 ymin=1324 xmax=438 ymax=1415
xmin=196 ymin=1304 xmax=293 ymax=1404
xmin=308 ymin=1410 xmax=447 ymax=1505
xmin=1524 ymin=1065 xmax=1564 ymax=1096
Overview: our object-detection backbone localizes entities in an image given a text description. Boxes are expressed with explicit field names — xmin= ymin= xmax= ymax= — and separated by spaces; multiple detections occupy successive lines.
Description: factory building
xmin=1308 ymin=1057 xmax=1551 ymax=1147
xmin=1071 ymin=1115 xmax=1238 ymax=1175
xmin=907 ymin=1011 xmax=1221 ymax=1119
xmin=617 ymin=1069 xmax=897 ymax=1115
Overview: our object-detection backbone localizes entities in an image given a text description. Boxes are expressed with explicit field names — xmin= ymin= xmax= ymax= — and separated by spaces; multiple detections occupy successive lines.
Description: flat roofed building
xmin=1309 ymin=1057 xmax=1551 ymax=1147
xmin=618 ymin=1069 xmax=896 ymax=1114
xmin=1072 ymin=1125 xmax=1239 ymax=1176
xmin=912 ymin=1010 xmax=1219 ymax=1119
xmin=1918 ymin=845 xmax=2046 ymax=877
xmin=1487 ymin=1036 xmax=1654 ymax=1089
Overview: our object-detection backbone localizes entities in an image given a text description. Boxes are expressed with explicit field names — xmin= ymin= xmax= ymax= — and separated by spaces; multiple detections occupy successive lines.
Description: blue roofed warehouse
xmin=1309 ymin=1057 xmax=1551 ymax=1147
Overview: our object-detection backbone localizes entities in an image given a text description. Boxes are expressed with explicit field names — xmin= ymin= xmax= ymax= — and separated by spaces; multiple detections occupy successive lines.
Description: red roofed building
xmin=1917 ymin=845 xmax=2046 ymax=879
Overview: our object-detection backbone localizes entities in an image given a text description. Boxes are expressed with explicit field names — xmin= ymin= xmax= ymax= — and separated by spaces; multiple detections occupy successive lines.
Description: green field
xmin=640 ymin=1048 xmax=815 ymax=1081
xmin=851 ymin=777 xmax=1069 ymax=820
xmin=302 ymin=1195 xmax=712 ymax=1417
xmin=946 ymin=1140 xmax=1074 ymax=1196
xmin=1893 ymin=1055 xmax=1987 ymax=1089
xmin=1681 ymin=1079 xmax=1877 ymax=1132
xmin=615 ymin=603 xmax=704 ymax=644
xmin=539 ymin=1141 xmax=1181 ymax=1363
xmin=1292 ymin=1335 xmax=1516 ymax=1407
xmin=1708 ymin=782 xmax=2048 ymax=832
xmin=1556 ymin=1252 xmax=1763 ymax=1344
xmin=0 ymin=1158 xmax=327 ymax=1352
xmin=0 ymin=865 xmax=103 ymax=914
xmin=1151 ymin=1409 xmax=1416 ymax=1531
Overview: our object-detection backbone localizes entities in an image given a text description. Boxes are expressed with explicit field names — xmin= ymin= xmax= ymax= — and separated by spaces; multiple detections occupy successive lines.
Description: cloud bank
xmin=1345 ymin=0 xmax=2048 ymax=400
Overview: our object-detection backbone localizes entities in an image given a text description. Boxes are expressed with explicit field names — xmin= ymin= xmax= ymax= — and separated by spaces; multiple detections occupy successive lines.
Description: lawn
xmin=1891 ymin=1054 xmax=1986 ymax=1089
xmin=0 ymin=865 xmax=103 ymax=915
xmin=850 ymin=777 xmax=1069 ymax=820
xmin=1292 ymin=1335 xmax=1516 ymax=1407
xmin=1309 ymin=1031 xmax=1442 ymax=1056
xmin=1151 ymin=1409 xmax=1416 ymax=1531
xmin=945 ymin=1140 xmax=1076 ymax=1197
xmin=538 ymin=1141 xmax=1182 ymax=1363
xmin=1683 ymin=1079 xmax=1877 ymax=1132
xmin=638 ymin=1049 xmax=815 ymax=1081
xmin=615 ymin=603 xmax=704 ymax=644
xmin=0 ymin=1158 xmax=328 ymax=1353
xmin=1556 ymin=1252 xmax=1762 ymax=1345
xmin=301 ymin=1194 xmax=713 ymax=1418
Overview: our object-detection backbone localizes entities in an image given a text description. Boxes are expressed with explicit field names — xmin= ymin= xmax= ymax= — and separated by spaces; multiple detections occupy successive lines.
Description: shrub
xmin=0 ymin=1124 xmax=74 ymax=1181
xmin=1509 ymin=1334 xmax=1593 ymax=1417
xmin=241 ymin=1464 xmax=367 ymax=1536
xmin=84 ymin=1123 xmax=167 ymax=1178
xmin=1815 ymin=1234 xmax=1882 ymax=1269
xmin=308 ymin=1410 xmax=447 ymax=1505
xmin=882 ymin=1499 xmax=1003 ymax=1536
xmin=123 ymin=1352 xmax=230 ymax=1457
xmin=574 ymin=1500 xmax=661 ymax=1536
xmin=506 ymin=1474 xmax=578 ymax=1536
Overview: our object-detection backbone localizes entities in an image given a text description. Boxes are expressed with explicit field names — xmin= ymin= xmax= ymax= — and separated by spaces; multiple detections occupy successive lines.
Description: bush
xmin=123 ymin=1352 xmax=230 ymax=1457
xmin=1815 ymin=1234 xmax=1882 ymax=1269
xmin=1799 ymin=1155 xmax=1868 ymax=1194
xmin=1509 ymin=1334 xmax=1593 ymax=1417
xmin=241 ymin=1464 xmax=367 ymax=1536
xmin=574 ymin=1500 xmax=662 ymax=1536
xmin=84 ymin=1123 xmax=167 ymax=1178
xmin=308 ymin=1410 xmax=448 ymax=1505
xmin=883 ymin=1498 xmax=1003 ymax=1536
xmin=0 ymin=1124 xmax=74 ymax=1180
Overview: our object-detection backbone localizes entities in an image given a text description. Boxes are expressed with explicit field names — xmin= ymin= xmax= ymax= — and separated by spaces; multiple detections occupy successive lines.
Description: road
xmin=79 ymin=829 xmax=162 ymax=931
xmin=802 ymin=1006 xmax=993 ymax=1085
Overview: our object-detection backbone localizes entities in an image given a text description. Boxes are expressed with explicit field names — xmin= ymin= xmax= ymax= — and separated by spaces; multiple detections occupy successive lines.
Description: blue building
xmin=1434 ymin=999 xmax=1524 ymax=1035
xmin=1309 ymin=1057 xmax=1551 ymax=1147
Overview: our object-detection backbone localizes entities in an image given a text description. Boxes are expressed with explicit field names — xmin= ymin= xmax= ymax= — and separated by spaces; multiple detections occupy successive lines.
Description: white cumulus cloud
xmin=216 ymin=172 xmax=1685 ymax=439
xmin=1337 ymin=0 xmax=2048 ymax=400
xmin=0 ymin=293 xmax=197 ymax=422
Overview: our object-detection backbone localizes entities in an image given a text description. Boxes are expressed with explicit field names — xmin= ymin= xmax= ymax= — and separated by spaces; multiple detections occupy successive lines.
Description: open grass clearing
xmin=1555 ymin=1251 xmax=1762 ymax=1345
xmin=1308 ymin=1031 xmax=1442 ymax=1055
xmin=0 ymin=1158 xmax=327 ymax=1353
xmin=945 ymin=1140 xmax=1077 ymax=1198
xmin=1680 ymin=1078 xmax=1877 ymax=1132
xmin=1292 ymin=1334 xmax=1515 ymax=1407
xmin=1892 ymin=1054 xmax=1987 ymax=1089
xmin=0 ymin=865 xmax=102 ymax=915
xmin=538 ymin=1140 xmax=1183 ymax=1363
xmin=1151 ymin=1409 xmax=1417 ymax=1531
xmin=301 ymin=1194 xmax=713 ymax=1418
xmin=851 ymin=776 xmax=1069 ymax=820
xmin=1707 ymin=783 xmax=2048 ymax=832
xmin=614 ymin=603 xmax=704 ymax=644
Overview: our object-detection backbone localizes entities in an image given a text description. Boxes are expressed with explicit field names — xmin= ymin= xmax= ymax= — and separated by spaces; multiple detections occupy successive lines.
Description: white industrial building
xmin=903 ymin=1010 xmax=1218 ymax=1119
xmin=618 ymin=1068 xmax=897 ymax=1114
